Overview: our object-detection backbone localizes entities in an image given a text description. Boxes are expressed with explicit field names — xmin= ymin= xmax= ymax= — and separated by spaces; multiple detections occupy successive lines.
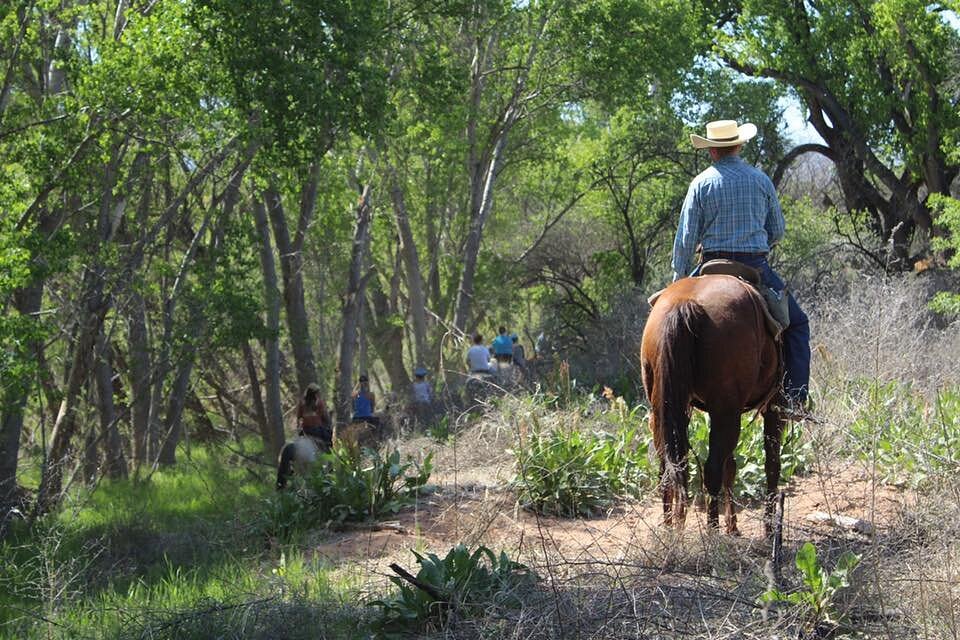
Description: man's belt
xmin=702 ymin=251 xmax=767 ymax=261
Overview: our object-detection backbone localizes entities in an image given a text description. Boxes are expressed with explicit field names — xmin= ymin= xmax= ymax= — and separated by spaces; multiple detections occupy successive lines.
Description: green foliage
xmin=427 ymin=414 xmax=452 ymax=444
xmin=512 ymin=390 xmax=810 ymax=517
xmin=308 ymin=445 xmax=433 ymax=523
xmin=929 ymin=194 xmax=960 ymax=316
xmin=190 ymin=0 xmax=388 ymax=156
xmin=188 ymin=215 xmax=270 ymax=351
xmin=512 ymin=424 xmax=653 ymax=517
xmin=676 ymin=64 xmax=788 ymax=173
xmin=846 ymin=381 xmax=960 ymax=487
xmin=261 ymin=445 xmax=432 ymax=541
xmin=760 ymin=541 xmax=861 ymax=631
xmin=772 ymin=196 xmax=842 ymax=287
xmin=372 ymin=544 xmax=536 ymax=637
xmin=542 ymin=360 xmax=577 ymax=408
xmin=687 ymin=412 xmax=811 ymax=500
xmin=557 ymin=0 xmax=701 ymax=107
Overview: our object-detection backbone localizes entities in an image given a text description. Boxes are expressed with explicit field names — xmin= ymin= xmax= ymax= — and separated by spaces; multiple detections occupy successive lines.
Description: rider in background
xmin=466 ymin=333 xmax=492 ymax=373
xmin=412 ymin=366 xmax=432 ymax=405
xmin=410 ymin=366 xmax=433 ymax=425
xmin=351 ymin=374 xmax=380 ymax=426
xmin=510 ymin=334 xmax=526 ymax=371
xmin=491 ymin=326 xmax=513 ymax=365
xmin=298 ymin=383 xmax=332 ymax=448
xmin=672 ymin=119 xmax=811 ymax=417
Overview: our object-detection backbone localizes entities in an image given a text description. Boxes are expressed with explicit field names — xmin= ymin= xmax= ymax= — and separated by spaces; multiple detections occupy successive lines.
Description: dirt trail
xmin=311 ymin=428 xmax=910 ymax=572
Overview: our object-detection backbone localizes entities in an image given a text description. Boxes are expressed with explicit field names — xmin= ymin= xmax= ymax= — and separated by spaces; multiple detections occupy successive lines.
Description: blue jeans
xmin=694 ymin=255 xmax=810 ymax=403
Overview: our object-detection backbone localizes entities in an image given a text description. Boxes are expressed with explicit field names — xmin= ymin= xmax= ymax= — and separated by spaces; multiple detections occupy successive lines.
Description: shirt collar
xmin=714 ymin=155 xmax=744 ymax=166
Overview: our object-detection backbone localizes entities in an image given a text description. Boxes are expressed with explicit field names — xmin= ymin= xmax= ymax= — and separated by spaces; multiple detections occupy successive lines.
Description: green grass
xmin=0 ymin=441 xmax=365 ymax=640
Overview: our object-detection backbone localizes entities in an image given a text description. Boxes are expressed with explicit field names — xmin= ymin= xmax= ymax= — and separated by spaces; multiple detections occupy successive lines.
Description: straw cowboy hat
xmin=690 ymin=119 xmax=757 ymax=149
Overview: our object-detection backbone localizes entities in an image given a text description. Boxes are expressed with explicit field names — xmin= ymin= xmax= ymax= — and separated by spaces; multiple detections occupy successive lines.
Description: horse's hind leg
xmin=659 ymin=457 xmax=671 ymax=525
xmin=721 ymin=448 xmax=739 ymax=536
xmin=761 ymin=409 xmax=785 ymax=537
xmin=705 ymin=412 xmax=741 ymax=534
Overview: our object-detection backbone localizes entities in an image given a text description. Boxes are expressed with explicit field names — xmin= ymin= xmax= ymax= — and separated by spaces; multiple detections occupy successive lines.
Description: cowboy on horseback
xmin=672 ymin=119 xmax=811 ymax=418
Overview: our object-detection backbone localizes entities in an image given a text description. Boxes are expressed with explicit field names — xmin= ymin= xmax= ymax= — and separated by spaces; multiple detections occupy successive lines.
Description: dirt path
xmin=311 ymin=430 xmax=911 ymax=572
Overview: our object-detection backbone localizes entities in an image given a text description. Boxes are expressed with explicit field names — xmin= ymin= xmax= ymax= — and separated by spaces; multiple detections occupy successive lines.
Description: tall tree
xmin=252 ymin=198 xmax=285 ymax=459
xmin=335 ymin=185 xmax=374 ymax=424
xmin=264 ymin=171 xmax=320 ymax=392
xmin=704 ymin=0 xmax=960 ymax=266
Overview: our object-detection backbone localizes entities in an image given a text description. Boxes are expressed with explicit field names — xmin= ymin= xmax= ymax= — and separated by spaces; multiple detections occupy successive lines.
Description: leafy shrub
xmin=427 ymin=414 xmax=451 ymax=443
xmin=512 ymin=388 xmax=810 ymax=517
xmin=760 ymin=541 xmax=860 ymax=633
xmin=512 ymin=425 xmax=653 ymax=517
xmin=847 ymin=381 xmax=960 ymax=487
xmin=372 ymin=544 xmax=536 ymax=637
xmin=925 ymin=195 xmax=960 ymax=318
xmin=261 ymin=489 xmax=316 ymax=542
xmin=261 ymin=445 xmax=432 ymax=540
xmin=309 ymin=445 xmax=433 ymax=523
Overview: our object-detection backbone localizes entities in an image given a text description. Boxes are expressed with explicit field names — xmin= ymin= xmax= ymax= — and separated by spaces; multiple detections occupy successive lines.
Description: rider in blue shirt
xmin=673 ymin=120 xmax=810 ymax=416
xmin=491 ymin=326 xmax=513 ymax=364
xmin=352 ymin=374 xmax=380 ymax=426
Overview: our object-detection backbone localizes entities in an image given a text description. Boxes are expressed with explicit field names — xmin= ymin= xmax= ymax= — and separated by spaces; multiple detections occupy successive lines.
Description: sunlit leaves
xmin=190 ymin=0 xmax=389 ymax=159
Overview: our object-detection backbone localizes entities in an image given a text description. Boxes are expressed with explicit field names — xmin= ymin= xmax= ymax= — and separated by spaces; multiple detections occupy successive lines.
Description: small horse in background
xmin=275 ymin=421 xmax=388 ymax=490
xmin=641 ymin=274 xmax=784 ymax=535
xmin=276 ymin=435 xmax=326 ymax=490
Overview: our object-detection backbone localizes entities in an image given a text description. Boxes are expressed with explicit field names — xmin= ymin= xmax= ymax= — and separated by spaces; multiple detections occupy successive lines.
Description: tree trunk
xmin=36 ymin=140 xmax=129 ymax=510
xmin=265 ymin=172 xmax=318 ymax=392
xmin=451 ymin=12 xmax=545 ymax=332
xmin=389 ymin=171 xmax=428 ymax=368
xmin=157 ymin=330 xmax=197 ymax=466
xmin=453 ymin=124 xmax=511 ymax=333
xmin=367 ymin=276 xmax=411 ymax=394
xmin=37 ymin=266 xmax=108 ymax=510
xmin=335 ymin=185 xmax=373 ymax=425
xmin=0 ymin=278 xmax=44 ymax=509
xmin=82 ymin=419 xmax=98 ymax=487
xmin=147 ymin=150 xmax=251 ymax=467
xmin=95 ymin=329 xmax=126 ymax=479
xmin=253 ymin=198 xmax=285 ymax=459
xmin=126 ymin=291 xmax=151 ymax=465
xmin=242 ymin=340 xmax=271 ymax=448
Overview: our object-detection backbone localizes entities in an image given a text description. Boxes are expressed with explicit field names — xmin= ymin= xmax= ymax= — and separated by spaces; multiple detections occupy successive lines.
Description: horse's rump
xmin=640 ymin=274 xmax=784 ymax=533
xmin=276 ymin=436 xmax=322 ymax=490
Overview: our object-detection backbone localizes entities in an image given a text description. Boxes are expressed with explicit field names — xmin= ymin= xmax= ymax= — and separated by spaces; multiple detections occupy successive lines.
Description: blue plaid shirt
xmin=672 ymin=155 xmax=785 ymax=280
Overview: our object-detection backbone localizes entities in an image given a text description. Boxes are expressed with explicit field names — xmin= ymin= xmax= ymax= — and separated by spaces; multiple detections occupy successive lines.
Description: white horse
xmin=275 ymin=435 xmax=325 ymax=489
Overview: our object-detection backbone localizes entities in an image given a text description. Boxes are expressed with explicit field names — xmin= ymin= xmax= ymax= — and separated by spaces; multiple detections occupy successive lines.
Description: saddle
xmin=647 ymin=259 xmax=789 ymax=340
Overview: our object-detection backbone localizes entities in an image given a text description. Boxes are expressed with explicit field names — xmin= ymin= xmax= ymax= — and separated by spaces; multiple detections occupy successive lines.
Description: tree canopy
xmin=1 ymin=0 xmax=958 ymax=516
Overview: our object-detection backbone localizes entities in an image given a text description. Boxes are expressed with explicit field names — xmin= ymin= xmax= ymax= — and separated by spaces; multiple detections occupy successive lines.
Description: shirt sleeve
xmin=763 ymin=176 xmax=785 ymax=246
xmin=672 ymin=181 xmax=703 ymax=279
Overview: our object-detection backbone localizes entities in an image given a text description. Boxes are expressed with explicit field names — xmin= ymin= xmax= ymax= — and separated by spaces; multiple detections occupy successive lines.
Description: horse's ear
xmin=648 ymin=289 xmax=665 ymax=307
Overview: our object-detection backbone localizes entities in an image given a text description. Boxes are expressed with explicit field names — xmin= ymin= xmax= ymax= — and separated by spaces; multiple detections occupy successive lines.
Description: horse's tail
xmin=655 ymin=300 xmax=705 ymax=496
xmin=276 ymin=442 xmax=296 ymax=490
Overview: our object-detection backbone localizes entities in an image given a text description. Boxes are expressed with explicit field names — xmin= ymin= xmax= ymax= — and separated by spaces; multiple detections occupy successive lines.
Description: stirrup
xmin=775 ymin=396 xmax=815 ymax=423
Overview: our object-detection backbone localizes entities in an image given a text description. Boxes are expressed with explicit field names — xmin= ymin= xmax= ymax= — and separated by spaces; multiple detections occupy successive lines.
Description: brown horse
xmin=641 ymin=274 xmax=784 ymax=535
